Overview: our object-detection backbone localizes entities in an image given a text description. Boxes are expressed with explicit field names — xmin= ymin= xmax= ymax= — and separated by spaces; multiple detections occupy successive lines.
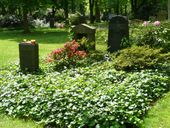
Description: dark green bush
xmin=114 ymin=46 xmax=170 ymax=71
xmin=69 ymin=12 xmax=86 ymax=25
xmin=55 ymin=9 xmax=65 ymax=22
xmin=0 ymin=14 xmax=22 ymax=27
xmin=135 ymin=26 xmax=170 ymax=52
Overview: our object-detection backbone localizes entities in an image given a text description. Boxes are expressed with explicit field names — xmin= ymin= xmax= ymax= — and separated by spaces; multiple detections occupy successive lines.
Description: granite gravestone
xmin=108 ymin=15 xmax=129 ymax=52
xmin=72 ymin=24 xmax=96 ymax=51
xmin=19 ymin=43 xmax=39 ymax=72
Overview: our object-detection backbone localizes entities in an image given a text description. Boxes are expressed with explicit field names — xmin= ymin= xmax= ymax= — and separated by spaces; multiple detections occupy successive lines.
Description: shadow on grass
xmin=0 ymin=28 xmax=69 ymax=44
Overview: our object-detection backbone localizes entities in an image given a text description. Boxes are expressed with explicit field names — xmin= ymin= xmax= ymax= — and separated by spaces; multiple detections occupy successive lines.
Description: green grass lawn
xmin=141 ymin=92 xmax=170 ymax=128
xmin=0 ymin=114 xmax=42 ymax=128
xmin=0 ymin=28 xmax=107 ymax=67
xmin=0 ymin=28 xmax=69 ymax=66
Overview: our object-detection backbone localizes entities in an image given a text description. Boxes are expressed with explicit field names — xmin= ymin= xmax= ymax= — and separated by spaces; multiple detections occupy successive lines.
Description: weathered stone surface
xmin=19 ymin=43 xmax=39 ymax=72
xmin=72 ymin=24 xmax=96 ymax=50
xmin=108 ymin=15 xmax=129 ymax=52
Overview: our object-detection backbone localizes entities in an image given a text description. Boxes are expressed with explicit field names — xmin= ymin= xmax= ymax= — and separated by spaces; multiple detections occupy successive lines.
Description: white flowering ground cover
xmin=0 ymin=60 xmax=170 ymax=128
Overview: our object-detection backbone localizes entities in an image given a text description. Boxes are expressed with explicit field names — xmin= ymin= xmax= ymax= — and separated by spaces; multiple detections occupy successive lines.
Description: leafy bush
xmin=134 ymin=22 xmax=170 ymax=52
xmin=114 ymin=46 xmax=170 ymax=71
xmin=69 ymin=12 xmax=86 ymax=25
xmin=0 ymin=14 xmax=22 ymax=27
xmin=55 ymin=9 xmax=65 ymax=22
xmin=47 ymin=40 xmax=87 ymax=70
xmin=0 ymin=61 xmax=170 ymax=128
xmin=31 ymin=19 xmax=49 ymax=28
xmin=77 ymin=37 xmax=95 ymax=52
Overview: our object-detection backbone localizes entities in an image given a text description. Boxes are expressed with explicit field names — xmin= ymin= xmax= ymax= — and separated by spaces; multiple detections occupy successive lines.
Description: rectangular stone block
xmin=108 ymin=15 xmax=129 ymax=52
xmin=19 ymin=43 xmax=39 ymax=72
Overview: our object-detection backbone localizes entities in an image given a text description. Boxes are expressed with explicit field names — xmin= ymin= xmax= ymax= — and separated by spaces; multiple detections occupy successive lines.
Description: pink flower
xmin=75 ymin=51 xmax=87 ymax=58
xmin=153 ymin=21 xmax=160 ymax=26
xmin=47 ymin=57 xmax=53 ymax=62
xmin=64 ymin=40 xmax=79 ymax=52
xmin=142 ymin=21 xmax=149 ymax=26
xmin=53 ymin=48 xmax=63 ymax=55
xmin=46 ymin=54 xmax=53 ymax=62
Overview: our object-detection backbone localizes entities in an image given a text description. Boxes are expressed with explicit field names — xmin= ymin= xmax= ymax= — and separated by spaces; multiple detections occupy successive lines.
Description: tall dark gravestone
xmin=108 ymin=15 xmax=129 ymax=52
xmin=19 ymin=43 xmax=39 ymax=72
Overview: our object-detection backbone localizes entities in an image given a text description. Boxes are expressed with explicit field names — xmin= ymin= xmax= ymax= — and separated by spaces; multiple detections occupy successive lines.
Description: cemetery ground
xmin=0 ymin=113 xmax=42 ymax=128
xmin=0 ymin=28 xmax=106 ymax=67
xmin=0 ymin=21 xmax=170 ymax=128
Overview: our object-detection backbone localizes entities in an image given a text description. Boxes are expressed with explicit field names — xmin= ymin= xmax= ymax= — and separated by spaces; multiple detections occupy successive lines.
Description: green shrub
xmin=0 ymin=62 xmax=170 ymax=128
xmin=114 ymin=46 xmax=170 ymax=71
xmin=55 ymin=9 xmax=65 ymax=22
xmin=77 ymin=37 xmax=95 ymax=52
xmin=135 ymin=24 xmax=170 ymax=52
xmin=0 ymin=14 xmax=22 ymax=28
xmin=47 ymin=40 xmax=87 ymax=71
xmin=69 ymin=12 xmax=86 ymax=25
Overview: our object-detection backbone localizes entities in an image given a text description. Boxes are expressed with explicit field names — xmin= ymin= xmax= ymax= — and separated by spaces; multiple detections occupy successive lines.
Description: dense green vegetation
xmin=0 ymin=0 xmax=170 ymax=126
xmin=0 ymin=21 xmax=170 ymax=127
xmin=0 ymin=0 xmax=169 ymax=32
xmin=0 ymin=58 xmax=170 ymax=127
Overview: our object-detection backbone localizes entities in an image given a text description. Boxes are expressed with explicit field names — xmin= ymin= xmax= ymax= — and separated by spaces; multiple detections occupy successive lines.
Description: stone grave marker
xmin=108 ymin=15 xmax=129 ymax=52
xmin=72 ymin=24 xmax=96 ymax=51
xmin=19 ymin=42 xmax=39 ymax=72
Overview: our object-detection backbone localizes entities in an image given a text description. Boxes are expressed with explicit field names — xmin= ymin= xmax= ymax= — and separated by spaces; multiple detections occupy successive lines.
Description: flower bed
xmin=0 ymin=60 xmax=170 ymax=128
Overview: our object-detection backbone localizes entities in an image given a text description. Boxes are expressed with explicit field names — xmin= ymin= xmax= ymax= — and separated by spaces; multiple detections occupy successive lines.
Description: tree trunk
xmin=124 ymin=4 xmax=127 ymax=15
xmin=116 ymin=0 xmax=119 ymax=15
xmin=71 ymin=0 xmax=75 ymax=13
xmin=80 ymin=3 xmax=85 ymax=16
xmin=89 ymin=0 xmax=95 ymax=23
xmin=50 ymin=5 xmax=56 ymax=28
xmin=64 ymin=0 xmax=69 ymax=23
xmin=1 ymin=5 xmax=6 ymax=15
xmin=23 ymin=8 xmax=30 ymax=33
xmin=95 ymin=0 xmax=100 ymax=22
xmin=130 ymin=0 xmax=138 ymax=18
xmin=168 ymin=0 xmax=170 ymax=20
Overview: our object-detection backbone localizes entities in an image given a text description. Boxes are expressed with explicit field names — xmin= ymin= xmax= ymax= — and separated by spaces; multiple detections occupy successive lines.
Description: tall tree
xmin=95 ymin=0 xmax=101 ymax=22
xmin=63 ymin=0 xmax=69 ymax=21
xmin=3 ymin=0 xmax=48 ymax=33
xmin=89 ymin=0 xmax=95 ymax=23
xmin=168 ymin=0 xmax=170 ymax=20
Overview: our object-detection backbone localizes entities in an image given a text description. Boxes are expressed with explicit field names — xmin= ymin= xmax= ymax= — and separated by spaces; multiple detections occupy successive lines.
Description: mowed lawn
xmin=141 ymin=91 xmax=170 ymax=128
xmin=0 ymin=28 xmax=69 ymax=66
xmin=0 ymin=28 xmax=107 ymax=67
xmin=0 ymin=114 xmax=43 ymax=128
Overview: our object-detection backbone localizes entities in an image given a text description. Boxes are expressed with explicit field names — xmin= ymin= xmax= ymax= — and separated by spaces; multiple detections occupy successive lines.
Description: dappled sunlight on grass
xmin=0 ymin=29 xmax=69 ymax=66
xmin=0 ymin=28 xmax=108 ymax=66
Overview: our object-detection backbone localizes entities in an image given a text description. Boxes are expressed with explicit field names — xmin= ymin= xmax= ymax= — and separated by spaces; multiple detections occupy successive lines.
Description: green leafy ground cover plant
xmin=0 ymin=60 xmax=170 ymax=128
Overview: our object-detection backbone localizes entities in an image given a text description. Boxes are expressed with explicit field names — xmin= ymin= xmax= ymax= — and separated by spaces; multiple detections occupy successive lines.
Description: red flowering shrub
xmin=47 ymin=40 xmax=87 ymax=69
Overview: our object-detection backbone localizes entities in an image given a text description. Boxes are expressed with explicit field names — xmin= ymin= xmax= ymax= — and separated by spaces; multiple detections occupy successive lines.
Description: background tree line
xmin=0 ymin=0 xmax=168 ymax=32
